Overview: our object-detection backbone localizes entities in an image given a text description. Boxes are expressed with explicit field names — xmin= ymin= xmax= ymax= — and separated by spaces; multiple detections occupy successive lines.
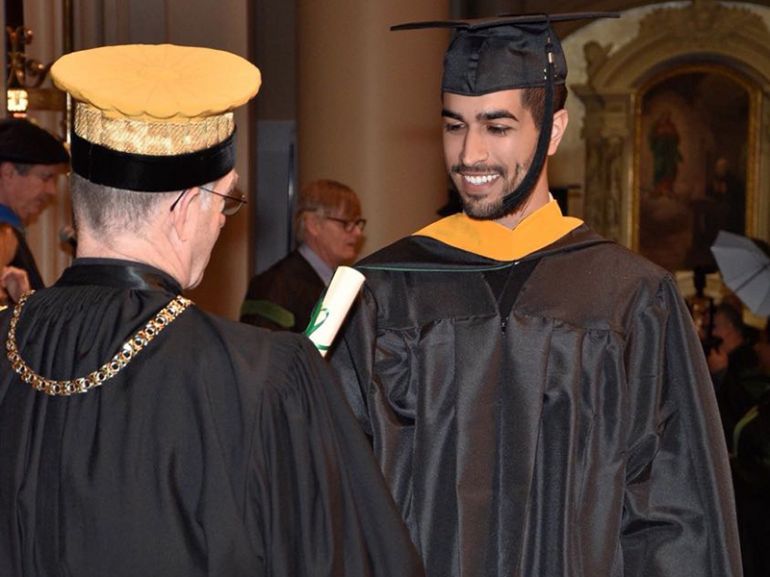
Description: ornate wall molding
xmin=573 ymin=0 xmax=770 ymax=249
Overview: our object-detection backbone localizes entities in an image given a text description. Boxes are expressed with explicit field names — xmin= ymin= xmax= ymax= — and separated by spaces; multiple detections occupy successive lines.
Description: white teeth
xmin=463 ymin=174 xmax=498 ymax=185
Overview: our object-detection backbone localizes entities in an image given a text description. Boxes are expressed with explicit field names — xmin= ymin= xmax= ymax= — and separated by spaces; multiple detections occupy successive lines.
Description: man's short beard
xmin=455 ymin=162 xmax=533 ymax=221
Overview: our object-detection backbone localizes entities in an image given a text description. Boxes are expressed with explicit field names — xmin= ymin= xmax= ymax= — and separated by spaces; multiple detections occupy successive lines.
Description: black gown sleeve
xmin=328 ymin=286 xmax=379 ymax=437
xmin=240 ymin=270 xmax=298 ymax=331
xmin=248 ymin=337 xmax=423 ymax=577
xmin=620 ymin=276 xmax=742 ymax=577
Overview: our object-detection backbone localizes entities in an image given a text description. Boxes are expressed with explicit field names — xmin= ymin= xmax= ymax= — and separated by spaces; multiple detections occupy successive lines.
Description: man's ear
xmin=548 ymin=108 xmax=569 ymax=156
xmin=169 ymin=189 xmax=199 ymax=242
xmin=303 ymin=212 xmax=322 ymax=239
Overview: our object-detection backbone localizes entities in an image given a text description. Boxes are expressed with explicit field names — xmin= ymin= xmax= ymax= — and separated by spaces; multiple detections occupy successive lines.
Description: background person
xmin=0 ymin=225 xmax=30 ymax=305
xmin=718 ymin=319 xmax=770 ymax=577
xmin=331 ymin=13 xmax=741 ymax=577
xmin=754 ymin=322 xmax=770 ymax=375
xmin=0 ymin=43 xmax=421 ymax=577
xmin=241 ymin=178 xmax=364 ymax=331
xmin=0 ymin=118 xmax=69 ymax=288
xmin=685 ymin=265 xmax=715 ymax=346
xmin=709 ymin=301 xmax=756 ymax=394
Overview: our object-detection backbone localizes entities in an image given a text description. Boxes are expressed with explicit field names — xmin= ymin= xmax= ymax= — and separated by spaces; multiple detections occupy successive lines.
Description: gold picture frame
xmin=632 ymin=63 xmax=761 ymax=273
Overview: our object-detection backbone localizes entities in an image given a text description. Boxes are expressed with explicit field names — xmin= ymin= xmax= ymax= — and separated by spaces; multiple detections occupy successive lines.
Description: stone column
xmin=573 ymin=84 xmax=633 ymax=245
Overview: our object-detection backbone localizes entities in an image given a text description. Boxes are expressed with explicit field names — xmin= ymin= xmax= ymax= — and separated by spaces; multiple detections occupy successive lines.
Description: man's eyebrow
xmin=441 ymin=109 xmax=519 ymax=122
xmin=442 ymin=109 xmax=464 ymax=121
xmin=479 ymin=110 xmax=518 ymax=122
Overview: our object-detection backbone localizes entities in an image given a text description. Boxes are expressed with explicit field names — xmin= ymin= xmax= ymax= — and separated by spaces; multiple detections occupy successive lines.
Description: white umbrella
xmin=710 ymin=230 xmax=770 ymax=316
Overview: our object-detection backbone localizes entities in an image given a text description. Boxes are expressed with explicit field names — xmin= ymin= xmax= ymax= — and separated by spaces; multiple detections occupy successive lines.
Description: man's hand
xmin=0 ymin=266 xmax=31 ymax=304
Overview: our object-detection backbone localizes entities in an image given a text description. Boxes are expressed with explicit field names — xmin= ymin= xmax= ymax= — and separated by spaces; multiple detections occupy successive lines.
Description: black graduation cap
xmin=393 ymin=13 xmax=618 ymax=215
xmin=0 ymin=118 xmax=69 ymax=165
xmin=392 ymin=13 xmax=617 ymax=96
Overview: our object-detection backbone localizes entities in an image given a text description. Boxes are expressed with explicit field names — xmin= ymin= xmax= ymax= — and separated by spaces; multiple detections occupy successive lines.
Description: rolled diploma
xmin=305 ymin=266 xmax=366 ymax=356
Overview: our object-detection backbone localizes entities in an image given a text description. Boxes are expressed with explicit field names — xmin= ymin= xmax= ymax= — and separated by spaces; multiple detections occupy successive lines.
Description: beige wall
xmin=160 ymin=0 xmax=251 ymax=318
xmin=297 ymin=1 xmax=450 ymax=258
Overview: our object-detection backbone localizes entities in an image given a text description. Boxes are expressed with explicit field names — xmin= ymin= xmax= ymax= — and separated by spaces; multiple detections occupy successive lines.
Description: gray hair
xmin=71 ymin=173 xmax=214 ymax=236
xmin=295 ymin=179 xmax=360 ymax=242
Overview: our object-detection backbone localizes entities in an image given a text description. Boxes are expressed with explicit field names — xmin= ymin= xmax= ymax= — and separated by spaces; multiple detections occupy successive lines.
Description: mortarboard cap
xmin=0 ymin=118 xmax=69 ymax=165
xmin=51 ymin=44 xmax=261 ymax=192
xmin=393 ymin=13 xmax=618 ymax=97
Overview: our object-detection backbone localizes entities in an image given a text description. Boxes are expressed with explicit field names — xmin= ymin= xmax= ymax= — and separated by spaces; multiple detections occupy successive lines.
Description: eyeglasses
xmin=322 ymin=215 xmax=367 ymax=232
xmin=169 ymin=185 xmax=247 ymax=216
xmin=199 ymin=185 xmax=247 ymax=216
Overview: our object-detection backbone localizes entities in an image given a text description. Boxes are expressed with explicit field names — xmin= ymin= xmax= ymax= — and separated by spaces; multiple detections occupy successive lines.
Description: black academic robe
xmin=330 ymin=221 xmax=741 ymax=577
xmin=0 ymin=259 xmax=423 ymax=577
xmin=241 ymin=249 xmax=326 ymax=332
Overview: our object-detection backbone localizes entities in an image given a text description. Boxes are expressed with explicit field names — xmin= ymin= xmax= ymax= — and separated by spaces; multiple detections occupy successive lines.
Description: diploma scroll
xmin=305 ymin=266 xmax=366 ymax=357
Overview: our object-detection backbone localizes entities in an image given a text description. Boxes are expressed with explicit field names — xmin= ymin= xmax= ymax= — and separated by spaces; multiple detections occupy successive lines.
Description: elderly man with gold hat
xmin=0 ymin=44 xmax=422 ymax=577
xmin=330 ymin=14 xmax=742 ymax=577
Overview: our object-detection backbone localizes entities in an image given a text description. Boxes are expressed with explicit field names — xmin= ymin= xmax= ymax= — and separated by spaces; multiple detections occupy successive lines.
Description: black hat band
xmin=71 ymin=130 xmax=236 ymax=192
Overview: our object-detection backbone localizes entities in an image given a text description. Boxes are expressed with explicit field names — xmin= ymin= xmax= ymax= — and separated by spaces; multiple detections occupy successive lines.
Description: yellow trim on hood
xmin=413 ymin=200 xmax=583 ymax=261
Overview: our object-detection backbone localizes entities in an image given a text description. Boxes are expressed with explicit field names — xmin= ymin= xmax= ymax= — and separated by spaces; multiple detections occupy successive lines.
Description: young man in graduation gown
xmin=0 ymin=118 xmax=69 ymax=289
xmin=330 ymin=14 xmax=742 ymax=577
xmin=0 ymin=44 xmax=423 ymax=577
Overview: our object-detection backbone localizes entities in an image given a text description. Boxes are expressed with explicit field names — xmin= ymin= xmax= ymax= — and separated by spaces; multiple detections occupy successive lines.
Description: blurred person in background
xmin=709 ymin=301 xmax=755 ymax=394
xmin=719 ymin=319 xmax=770 ymax=577
xmin=0 ymin=118 xmax=69 ymax=289
xmin=241 ymin=178 xmax=365 ymax=331
xmin=0 ymin=224 xmax=30 ymax=304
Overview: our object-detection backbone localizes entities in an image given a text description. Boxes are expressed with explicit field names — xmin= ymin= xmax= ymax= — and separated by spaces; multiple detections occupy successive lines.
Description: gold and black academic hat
xmin=392 ymin=13 xmax=617 ymax=97
xmin=50 ymin=44 xmax=261 ymax=192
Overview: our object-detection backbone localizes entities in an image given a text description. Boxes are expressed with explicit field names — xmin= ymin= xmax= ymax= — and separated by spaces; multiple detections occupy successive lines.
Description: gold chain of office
xmin=5 ymin=291 xmax=193 ymax=396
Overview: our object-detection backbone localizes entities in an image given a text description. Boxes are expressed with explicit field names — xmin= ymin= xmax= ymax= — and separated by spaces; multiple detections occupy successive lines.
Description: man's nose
xmin=461 ymin=128 xmax=488 ymax=166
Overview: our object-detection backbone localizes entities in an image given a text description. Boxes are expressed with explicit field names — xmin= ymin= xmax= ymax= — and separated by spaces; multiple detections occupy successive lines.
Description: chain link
xmin=5 ymin=291 xmax=193 ymax=396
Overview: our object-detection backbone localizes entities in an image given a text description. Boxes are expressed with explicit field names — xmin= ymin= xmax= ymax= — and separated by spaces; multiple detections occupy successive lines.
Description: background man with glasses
xmin=241 ymin=178 xmax=365 ymax=331
xmin=0 ymin=44 xmax=421 ymax=577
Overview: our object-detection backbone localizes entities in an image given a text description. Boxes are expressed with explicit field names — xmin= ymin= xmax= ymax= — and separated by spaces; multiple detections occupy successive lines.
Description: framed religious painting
xmin=633 ymin=64 xmax=760 ymax=273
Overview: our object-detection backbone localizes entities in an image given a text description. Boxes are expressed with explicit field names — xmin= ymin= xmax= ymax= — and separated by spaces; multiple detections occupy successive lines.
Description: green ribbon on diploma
xmin=305 ymin=296 xmax=331 ymax=351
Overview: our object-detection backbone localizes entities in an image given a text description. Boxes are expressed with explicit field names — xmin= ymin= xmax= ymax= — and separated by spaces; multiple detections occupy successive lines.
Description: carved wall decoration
xmin=572 ymin=0 xmax=770 ymax=265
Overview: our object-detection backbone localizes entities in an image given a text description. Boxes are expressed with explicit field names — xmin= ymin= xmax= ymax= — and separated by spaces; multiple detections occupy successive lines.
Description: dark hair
xmin=521 ymin=84 xmax=568 ymax=130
